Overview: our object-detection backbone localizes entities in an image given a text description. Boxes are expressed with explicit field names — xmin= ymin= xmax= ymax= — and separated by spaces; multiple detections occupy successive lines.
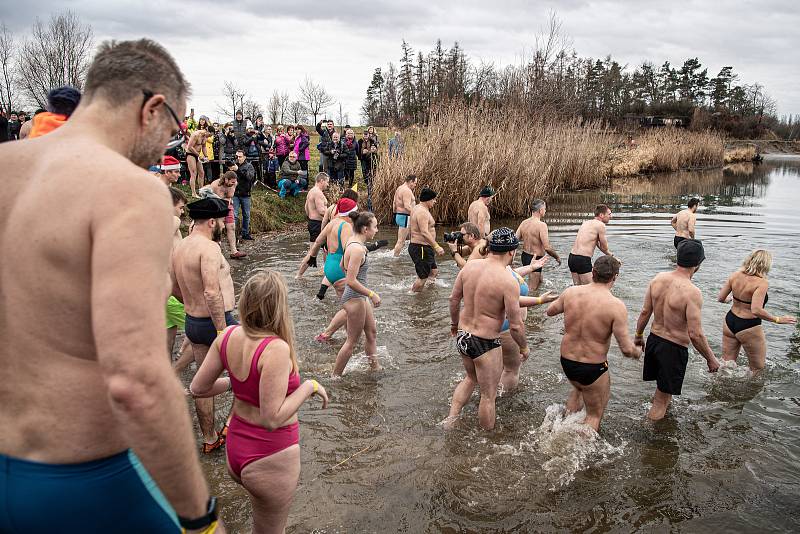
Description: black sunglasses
xmin=142 ymin=90 xmax=186 ymax=150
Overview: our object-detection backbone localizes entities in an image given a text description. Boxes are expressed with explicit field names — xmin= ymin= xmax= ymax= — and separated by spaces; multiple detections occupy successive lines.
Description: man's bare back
xmin=456 ymin=259 xmax=516 ymax=338
xmin=172 ymin=232 xmax=236 ymax=317
xmin=305 ymin=186 xmax=327 ymax=221
xmin=0 ymin=132 xmax=176 ymax=463
xmin=642 ymin=271 xmax=699 ymax=348
xmin=467 ymin=199 xmax=490 ymax=236
xmin=672 ymin=208 xmax=696 ymax=239
xmin=518 ymin=217 xmax=548 ymax=256
xmin=556 ymin=285 xmax=630 ymax=363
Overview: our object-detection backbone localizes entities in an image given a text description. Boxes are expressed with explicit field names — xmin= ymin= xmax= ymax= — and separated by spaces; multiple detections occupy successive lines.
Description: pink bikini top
xmin=219 ymin=326 xmax=300 ymax=406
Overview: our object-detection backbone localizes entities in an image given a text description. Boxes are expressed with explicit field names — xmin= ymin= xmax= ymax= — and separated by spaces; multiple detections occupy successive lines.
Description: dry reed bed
xmin=371 ymin=103 xmax=727 ymax=222
xmin=723 ymin=145 xmax=756 ymax=164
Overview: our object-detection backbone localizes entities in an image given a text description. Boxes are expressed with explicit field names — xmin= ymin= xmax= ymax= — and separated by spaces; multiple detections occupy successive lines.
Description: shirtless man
xmin=516 ymin=199 xmax=561 ymax=290
xmin=166 ymin=187 xmax=192 ymax=368
xmin=635 ymin=239 xmax=720 ymax=421
xmin=186 ymin=128 xmax=210 ymax=198
xmin=448 ymin=228 xmax=529 ymax=430
xmin=0 ymin=39 xmax=220 ymax=532
xmin=172 ymin=197 xmax=239 ymax=452
xmin=199 ymin=170 xmax=247 ymax=259
xmin=546 ymin=256 xmax=641 ymax=431
xmin=392 ymin=174 xmax=417 ymax=256
xmin=467 ymin=185 xmax=494 ymax=237
xmin=671 ymin=197 xmax=699 ymax=248
xmin=304 ymin=172 xmax=329 ymax=268
xmin=568 ymin=204 xmax=614 ymax=285
xmin=408 ymin=187 xmax=444 ymax=292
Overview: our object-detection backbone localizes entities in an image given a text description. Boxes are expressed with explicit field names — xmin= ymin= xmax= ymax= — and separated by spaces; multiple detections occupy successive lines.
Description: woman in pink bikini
xmin=191 ymin=269 xmax=328 ymax=533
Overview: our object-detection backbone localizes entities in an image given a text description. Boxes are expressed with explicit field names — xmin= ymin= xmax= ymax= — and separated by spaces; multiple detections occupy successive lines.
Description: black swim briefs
xmin=567 ymin=253 xmax=592 ymax=275
xmin=521 ymin=252 xmax=545 ymax=273
xmin=408 ymin=243 xmax=437 ymax=279
xmin=643 ymin=333 xmax=689 ymax=395
xmin=560 ymin=357 xmax=608 ymax=386
xmin=185 ymin=312 xmax=238 ymax=347
xmin=456 ymin=330 xmax=501 ymax=359
xmin=674 ymin=235 xmax=687 ymax=249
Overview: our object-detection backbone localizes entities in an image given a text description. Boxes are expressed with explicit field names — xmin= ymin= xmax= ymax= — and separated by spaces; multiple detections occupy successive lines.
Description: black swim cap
xmin=677 ymin=239 xmax=705 ymax=268
xmin=419 ymin=187 xmax=437 ymax=202
xmin=187 ymin=198 xmax=229 ymax=220
xmin=488 ymin=227 xmax=519 ymax=252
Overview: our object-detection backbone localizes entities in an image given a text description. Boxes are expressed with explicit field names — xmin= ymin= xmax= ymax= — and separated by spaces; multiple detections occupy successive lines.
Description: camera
xmin=443 ymin=231 xmax=465 ymax=244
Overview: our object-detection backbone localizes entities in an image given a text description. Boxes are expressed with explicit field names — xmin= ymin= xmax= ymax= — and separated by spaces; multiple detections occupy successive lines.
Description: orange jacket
xmin=28 ymin=112 xmax=69 ymax=139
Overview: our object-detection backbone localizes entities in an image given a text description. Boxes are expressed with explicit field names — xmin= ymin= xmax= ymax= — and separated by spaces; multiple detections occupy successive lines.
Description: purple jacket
xmin=275 ymin=133 xmax=292 ymax=156
xmin=294 ymin=133 xmax=310 ymax=161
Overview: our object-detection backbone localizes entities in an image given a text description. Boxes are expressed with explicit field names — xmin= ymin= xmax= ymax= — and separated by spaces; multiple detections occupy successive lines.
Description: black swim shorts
xmin=560 ymin=357 xmax=608 ymax=386
xmin=643 ymin=333 xmax=689 ymax=395
xmin=567 ymin=253 xmax=593 ymax=275
xmin=408 ymin=243 xmax=437 ymax=279
xmin=456 ymin=330 xmax=501 ymax=359
xmin=185 ymin=312 xmax=238 ymax=347
xmin=308 ymin=218 xmax=322 ymax=242
xmin=521 ymin=252 xmax=545 ymax=273
xmin=674 ymin=236 xmax=686 ymax=249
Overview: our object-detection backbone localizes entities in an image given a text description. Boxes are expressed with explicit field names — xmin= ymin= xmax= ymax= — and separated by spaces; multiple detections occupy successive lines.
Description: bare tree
xmin=298 ymin=77 xmax=334 ymax=125
xmin=0 ymin=23 xmax=16 ymax=113
xmin=16 ymin=11 xmax=93 ymax=109
xmin=267 ymin=90 xmax=281 ymax=124
xmin=288 ymin=101 xmax=309 ymax=124
xmin=278 ymin=91 xmax=290 ymax=124
xmin=242 ymin=99 xmax=263 ymax=121
xmin=216 ymin=81 xmax=246 ymax=120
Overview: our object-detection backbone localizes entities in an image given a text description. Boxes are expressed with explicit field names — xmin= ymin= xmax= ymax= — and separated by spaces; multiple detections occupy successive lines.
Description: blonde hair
xmin=238 ymin=269 xmax=298 ymax=372
xmin=741 ymin=249 xmax=772 ymax=277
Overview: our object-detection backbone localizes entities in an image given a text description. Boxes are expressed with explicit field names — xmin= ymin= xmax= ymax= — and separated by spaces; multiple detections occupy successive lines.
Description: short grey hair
xmin=315 ymin=172 xmax=329 ymax=184
xmin=531 ymin=199 xmax=546 ymax=212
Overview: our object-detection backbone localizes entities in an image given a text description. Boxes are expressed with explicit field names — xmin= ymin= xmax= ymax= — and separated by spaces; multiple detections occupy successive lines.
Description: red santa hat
xmin=161 ymin=155 xmax=181 ymax=171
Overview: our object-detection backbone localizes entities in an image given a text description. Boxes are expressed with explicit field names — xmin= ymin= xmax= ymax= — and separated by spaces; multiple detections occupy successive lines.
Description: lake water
xmin=186 ymin=156 xmax=800 ymax=533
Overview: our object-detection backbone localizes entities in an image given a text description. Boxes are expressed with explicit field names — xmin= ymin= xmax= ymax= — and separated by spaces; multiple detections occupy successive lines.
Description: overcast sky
xmin=2 ymin=0 xmax=798 ymax=122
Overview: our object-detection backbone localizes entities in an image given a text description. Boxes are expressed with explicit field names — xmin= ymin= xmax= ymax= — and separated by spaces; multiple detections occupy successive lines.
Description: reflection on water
xmin=186 ymin=156 xmax=800 ymax=533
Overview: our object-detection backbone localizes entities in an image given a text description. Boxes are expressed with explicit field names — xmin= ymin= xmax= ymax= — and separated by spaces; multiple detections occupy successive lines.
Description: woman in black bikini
xmin=718 ymin=250 xmax=796 ymax=370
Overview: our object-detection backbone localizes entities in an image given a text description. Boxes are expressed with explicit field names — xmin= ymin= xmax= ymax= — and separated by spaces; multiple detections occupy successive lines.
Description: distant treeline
xmin=362 ymin=18 xmax=797 ymax=139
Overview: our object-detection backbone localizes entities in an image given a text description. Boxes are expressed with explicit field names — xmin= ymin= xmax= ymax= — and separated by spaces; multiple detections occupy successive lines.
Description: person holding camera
xmin=448 ymin=224 xmax=554 ymax=392
xmin=326 ymin=131 xmax=345 ymax=187
xmin=316 ymin=119 xmax=336 ymax=174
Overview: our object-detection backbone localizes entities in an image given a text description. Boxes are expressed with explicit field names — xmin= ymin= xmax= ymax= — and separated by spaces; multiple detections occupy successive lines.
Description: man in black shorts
xmin=408 ymin=187 xmax=444 ymax=292
xmin=448 ymin=228 xmax=529 ymax=430
xmin=515 ymin=199 xmax=561 ymax=290
xmin=635 ymin=239 xmax=720 ymax=420
xmin=546 ymin=256 xmax=641 ymax=431
xmin=304 ymin=172 xmax=329 ymax=267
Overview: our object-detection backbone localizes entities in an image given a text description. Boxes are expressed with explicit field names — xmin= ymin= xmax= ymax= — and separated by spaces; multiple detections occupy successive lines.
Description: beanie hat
xmin=419 ymin=188 xmax=437 ymax=202
xmin=677 ymin=239 xmax=705 ymax=268
xmin=187 ymin=198 xmax=229 ymax=220
xmin=487 ymin=227 xmax=519 ymax=252
xmin=480 ymin=185 xmax=495 ymax=198
xmin=161 ymin=155 xmax=181 ymax=171
xmin=46 ymin=86 xmax=81 ymax=116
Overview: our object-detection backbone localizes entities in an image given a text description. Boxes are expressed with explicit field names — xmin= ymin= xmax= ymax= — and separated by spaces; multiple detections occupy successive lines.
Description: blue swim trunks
xmin=394 ymin=213 xmax=410 ymax=228
xmin=0 ymin=449 xmax=180 ymax=533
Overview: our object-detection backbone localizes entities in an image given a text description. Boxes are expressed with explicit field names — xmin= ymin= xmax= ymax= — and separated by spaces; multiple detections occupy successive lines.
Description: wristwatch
xmin=178 ymin=497 xmax=218 ymax=530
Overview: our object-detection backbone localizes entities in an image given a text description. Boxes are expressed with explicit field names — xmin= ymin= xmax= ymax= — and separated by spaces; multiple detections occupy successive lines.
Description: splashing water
xmin=342 ymin=345 xmax=396 ymax=374
xmin=527 ymin=404 xmax=626 ymax=490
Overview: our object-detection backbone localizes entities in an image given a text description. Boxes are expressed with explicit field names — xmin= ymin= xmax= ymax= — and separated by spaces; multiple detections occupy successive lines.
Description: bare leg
xmin=364 ymin=301 xmax=379 ymax=370
xmin=577 ymin=372 xmax=610 ymax=431
xmin=575 ymin=272 xmax=592 ymax=286
xmin=565 ymin=387 xmax=584 ymax=414
xmin=225 ymin=222 xmax=239 ymax=254
xmin=166 ymin=326 xmax=177 ymax=358
xmin=499 ymin=333 xmax=524 ymax=393
xmin=474 ymin=347 xmax=503 ymax=430
xmin=529 ymin=271 xmax=543 ymax=292
xmin=737 ymin=326 xmax=767 ymax=371
xmin=321 ymin=309 xmax=348 ymax=337
xmin=411 ymin=277 xmax=427 ymax=293
xmin=393 ymin=227 xmax=409 ymax=256
xmin=333 ymin=300 xmax=366 ymax=376
xmin=172 ymin=338 xmax=193 ymax=374
xmin=188 ymin=157 xmax=200 ymax=198
xmin=190 ymin=342 xmax=217 ymax=443
xmin=721 ymin=320 xmax=741 ymax=364
xmin=648 ymin=388 xmax=672 ymax=421
xmin=240 ymin=444 xmax=301 ymax=534
xmin=448 ymin=356 xmax=478 ymax=419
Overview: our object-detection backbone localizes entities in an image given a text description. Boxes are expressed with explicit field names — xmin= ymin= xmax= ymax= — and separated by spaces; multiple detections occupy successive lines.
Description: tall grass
xmin=606 ymin=128 xmax=724 ymax=177
xmin=370 ymin=102 xmax=615 ymax=222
